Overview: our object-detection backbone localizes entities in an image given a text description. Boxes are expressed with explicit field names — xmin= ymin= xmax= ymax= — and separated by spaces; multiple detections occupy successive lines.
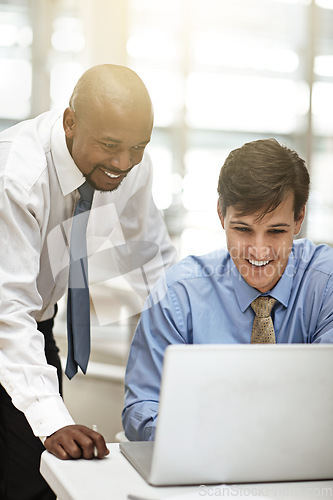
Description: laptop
xmin=120 ymin=344 xmax=333 ymax=486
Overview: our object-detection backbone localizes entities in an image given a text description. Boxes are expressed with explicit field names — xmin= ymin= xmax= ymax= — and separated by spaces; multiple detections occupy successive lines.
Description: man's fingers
xmin=77 ymin=426 xmax=109 ymax=459
xmin=44 ymin=439 xmax=72 ymax=460
xmin=44 ymin=424 xmax=109 ymax=460
xmin=90 ymin=431 xmax=110 ymax=459
xmin=45 ymin=434 xmax=82 ymax=459
xmin=53 ymin=445 xmax=71 ymax=460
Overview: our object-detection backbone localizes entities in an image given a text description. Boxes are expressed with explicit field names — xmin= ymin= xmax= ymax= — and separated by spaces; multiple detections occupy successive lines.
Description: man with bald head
xmin=0 ymin=64 xmax=176 ymax=499
xmin=64 ymin=65 xmax=154 ymax=192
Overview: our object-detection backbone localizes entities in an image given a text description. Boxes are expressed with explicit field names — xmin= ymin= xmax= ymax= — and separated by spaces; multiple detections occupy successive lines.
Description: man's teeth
xmin=249 ymin=260 xmax=270 ymax=267
xmin=104 ymin=170 xmax=121 ymax=178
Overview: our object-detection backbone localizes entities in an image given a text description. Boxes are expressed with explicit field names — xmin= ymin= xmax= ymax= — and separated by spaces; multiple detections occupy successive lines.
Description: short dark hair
xmin=217 ymin=138 xmax=310 ymax=220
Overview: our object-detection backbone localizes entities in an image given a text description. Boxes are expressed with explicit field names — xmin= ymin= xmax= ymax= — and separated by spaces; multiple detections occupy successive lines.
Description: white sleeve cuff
xmin=25 ymin=395 xmax=75 ymax=437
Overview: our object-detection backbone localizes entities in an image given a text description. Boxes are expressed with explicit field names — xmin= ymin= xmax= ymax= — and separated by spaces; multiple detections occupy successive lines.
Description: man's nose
xmin=249 ymin=236 xmax=270 ymax=259
xmin=109 ymin=150 xmax=132 ymax=171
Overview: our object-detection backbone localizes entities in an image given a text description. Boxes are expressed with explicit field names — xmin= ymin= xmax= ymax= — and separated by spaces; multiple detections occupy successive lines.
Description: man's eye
xmin=132 ymin=145 xmax=145 ymax=151
xmin=269 ymin=229 xmax=286 ymax=234
xmin=234 ymin=226 xmax=250 ymax=232
xmin=104 ymin=143 xmax=117 ymax=149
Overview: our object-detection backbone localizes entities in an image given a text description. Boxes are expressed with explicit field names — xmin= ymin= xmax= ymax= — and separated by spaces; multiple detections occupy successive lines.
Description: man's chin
xmin=84 ymin=176 xmax=123 ymax=193
xmin=244 ymin=274 xmax=278 ymax=293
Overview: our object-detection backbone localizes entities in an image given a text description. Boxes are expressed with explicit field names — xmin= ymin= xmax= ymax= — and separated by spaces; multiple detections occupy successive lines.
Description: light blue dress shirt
xmin=122 ymin=238 xmax=333 ymax=441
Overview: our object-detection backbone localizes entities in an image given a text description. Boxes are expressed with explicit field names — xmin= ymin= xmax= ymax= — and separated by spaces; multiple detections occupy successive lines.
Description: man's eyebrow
xmin=267 ymin=223 xmax=291 ymax=228
xmin=230 ymin=220 xmax=291 ymax=227
xmin=230 ymin=220 xmax=249 ymax=225
xmin=100 ymin=136 xmax=150 ymax=145
xmin=100 ymin=137 xmax=122 ymax=143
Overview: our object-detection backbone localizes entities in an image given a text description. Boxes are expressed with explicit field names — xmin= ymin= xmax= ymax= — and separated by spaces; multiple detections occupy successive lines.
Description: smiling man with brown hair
xmin=122 ymin=138 xmax=333 ymax=442
xmin=217 ymin=138 xmax=309 ymax=294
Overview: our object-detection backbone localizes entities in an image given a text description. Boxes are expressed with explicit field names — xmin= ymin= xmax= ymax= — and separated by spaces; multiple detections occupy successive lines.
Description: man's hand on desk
xmin=44 ymin=424 xmax=110 ymax=460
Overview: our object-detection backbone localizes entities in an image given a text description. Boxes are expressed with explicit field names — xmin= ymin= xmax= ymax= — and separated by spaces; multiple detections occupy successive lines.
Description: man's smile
xmin=103 ymin=169 xmax=122 ymax=179
xmin=248 ymin=259 xmax=271 ymax=267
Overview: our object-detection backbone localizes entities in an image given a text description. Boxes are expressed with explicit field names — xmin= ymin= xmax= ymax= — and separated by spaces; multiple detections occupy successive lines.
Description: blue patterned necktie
xmin=66 ymin=181 xmax=94 ymax=379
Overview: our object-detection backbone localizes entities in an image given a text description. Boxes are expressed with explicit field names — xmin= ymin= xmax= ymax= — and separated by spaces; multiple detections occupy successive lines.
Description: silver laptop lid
xmin=148 ymin=344 xmax=333 ymax=485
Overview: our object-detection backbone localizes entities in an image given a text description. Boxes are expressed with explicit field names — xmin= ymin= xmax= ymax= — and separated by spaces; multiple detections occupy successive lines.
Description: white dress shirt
xmin=0 ymin=108 xmax=176 ymax=438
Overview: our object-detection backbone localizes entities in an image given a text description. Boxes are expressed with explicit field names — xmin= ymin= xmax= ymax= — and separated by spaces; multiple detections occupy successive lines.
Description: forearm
xmin=0 ymin=178 xmax=74 ymax=436
xmin=0 ymin=347 xmax=75 ymax=436
xmin=122 ymin=278 xmax=188 ymax=441
xmin=122 ymin=401 xmax=158 ymax=441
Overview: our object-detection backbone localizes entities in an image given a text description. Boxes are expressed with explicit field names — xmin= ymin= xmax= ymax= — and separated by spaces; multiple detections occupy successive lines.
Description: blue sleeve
xmin=122 ymin=274 xmax=190 ymax=441
xmin=312 ymin=275 xmax=333 ymax=344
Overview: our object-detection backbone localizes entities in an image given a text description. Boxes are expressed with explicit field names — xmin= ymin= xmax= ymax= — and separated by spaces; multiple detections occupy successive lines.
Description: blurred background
xmin=1 ymin=0 xmax=333 ymax=440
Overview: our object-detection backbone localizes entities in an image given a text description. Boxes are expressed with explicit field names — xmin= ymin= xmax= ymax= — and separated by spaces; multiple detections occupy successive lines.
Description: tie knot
xmin=78 ymin=181 xmax=94 ymax=205
xmin=251 ymin=296 xmax=276 ymax=318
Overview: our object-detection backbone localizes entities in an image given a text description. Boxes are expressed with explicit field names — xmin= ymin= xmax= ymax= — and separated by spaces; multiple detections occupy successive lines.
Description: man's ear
xmin=294 ymin=205 xmax=306 ymax=235
xmin=63 ymin=107 xmax=76 ymax=139
xmin=217 ymin=200 xmax=225 ymax=229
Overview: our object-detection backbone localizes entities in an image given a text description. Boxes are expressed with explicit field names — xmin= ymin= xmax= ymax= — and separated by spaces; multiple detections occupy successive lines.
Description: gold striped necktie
xmin=250 ymin=296 xmax=277 ymax=344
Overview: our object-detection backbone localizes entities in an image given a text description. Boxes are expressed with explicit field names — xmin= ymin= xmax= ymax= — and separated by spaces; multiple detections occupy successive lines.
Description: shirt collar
xmin=231 ymin=247 xmax=295 ymax=312
xmin=50 ymin=115 xmax=85 ymax=196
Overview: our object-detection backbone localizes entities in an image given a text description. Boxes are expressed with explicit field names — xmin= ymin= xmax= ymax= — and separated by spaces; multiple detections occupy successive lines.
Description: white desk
xmin=40 ymin=443 xmax=333 ymax=500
